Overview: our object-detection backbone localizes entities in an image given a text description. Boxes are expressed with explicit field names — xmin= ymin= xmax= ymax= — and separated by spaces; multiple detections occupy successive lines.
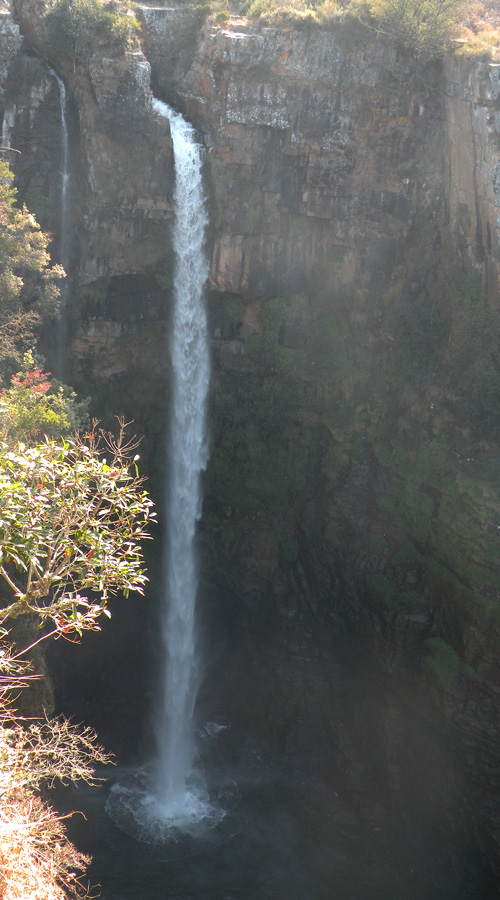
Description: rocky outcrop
xmin=179 ymin=19 xmax=443 ymax=300
xmin=0 ymin=1 xmax=21 ymax=80
xmin=444 ymin=57 xmax=500 ymax=307
xmin=6 ymin=11 xmax=174 ymax=282
xmin=143 ymin=12 xmax=500 ymax=309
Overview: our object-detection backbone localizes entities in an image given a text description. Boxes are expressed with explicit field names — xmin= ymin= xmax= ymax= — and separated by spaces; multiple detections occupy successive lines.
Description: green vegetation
xmin=201 ymin=0 xmax=498 ymax=59
xmin=444 ymin=275 xmax=500 ymax=441
xmin=423 ymin=636 xmax=460 ymax=688
xmin=44 ymin=0 xmax=140 ymax=59
xmin=359 ymin=0 xmax=467 ymax=59
xmin=0 ymin=423 xmax=154 ymax=898
xmin=453 ymin=0 xmax=500 ymax=59
xmin=0 ymin=161 xmax=63 ymax=380
xmin=0 ymin=351 xmax=89 ymax=442
xmin=0 ymin=164 xmax=155 ymax=897
xmin=245 ymin=297 xmax=299 ymax=371
xmin=391 ymin=270 xmax=500 ymax=441
xmin=0 ymin=422 xmax=154 ymax=638
xmin=208 ymin=262 xmax=500 ymax=693
xmin=245 ymin=0 xmax=339 ymax=25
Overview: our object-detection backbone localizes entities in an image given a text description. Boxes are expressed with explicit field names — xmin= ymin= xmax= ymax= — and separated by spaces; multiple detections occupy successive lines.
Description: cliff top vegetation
xmin=43 ymin=0 xmax=140 ymax=60
xmin=32 ymin=0 xmax=500 ymax=66
xmin=198 ymin=0 xmax=500 ymax=59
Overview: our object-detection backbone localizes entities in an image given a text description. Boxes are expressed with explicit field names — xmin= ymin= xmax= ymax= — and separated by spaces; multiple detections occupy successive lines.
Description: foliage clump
xmin=423 ymin=636 xmax=460 ymax=688
xmin=443 ymin=275 xmax=500 ymax=441
xmin=356 ymin=0 xmax=467 ymax=59
xmin=453 ymin=0 xmax=500 ymax=59
xmin=233 ymin=0 xmax=498 ymax=59
xmin=0 ymin=422 xmax=155 ymax=897
xmin=44 ymin=0 xmax=140 ymax=60
xmin=244 ymin=0 xmax=344 ymax=26
xmin=0 ymin=162 xmax=63 ymax=380
xmin=0 ymin=421 xmax=155 ymax=637
xmin=391 ymin=270 xmax=500 ymax=442
xmin=0 ymin=351 xmax=89 ymax=443
xmin=0 ymin=639 xmax=110 ymax=899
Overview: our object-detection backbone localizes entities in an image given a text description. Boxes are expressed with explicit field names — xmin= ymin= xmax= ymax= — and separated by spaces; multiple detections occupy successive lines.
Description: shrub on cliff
xmin=358 ymin=0 xmax=467 ymax=59
xmin=0 ymin=422 xmax=155 ymax=898
xmin=0 ymin=161 xmax=63 ymax=380
xmin=453 ymin=0 xmax=500 ymax=59
xmin=0 ymin=350 xmax=89 ymax=443
xmin=0 ymin=421 xmax=154 ymax=635
xmin=245 ymin=0 xmax=344 ymax=26
xmin=44 ymin=0 xmax=140 ymax=60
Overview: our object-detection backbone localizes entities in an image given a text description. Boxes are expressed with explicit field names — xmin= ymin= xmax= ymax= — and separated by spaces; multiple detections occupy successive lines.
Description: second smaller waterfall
xmin=49 ymin=68 xmax=70 ymax=379
xmin=49 ymin=68 xmax=69 ymax=269
xmin=1 ymin=105 xmax=16 ymax=151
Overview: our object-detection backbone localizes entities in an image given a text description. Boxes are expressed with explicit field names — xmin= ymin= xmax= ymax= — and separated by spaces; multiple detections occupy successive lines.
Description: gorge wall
xmin=3 ymin=0 xmax=500 ymax=888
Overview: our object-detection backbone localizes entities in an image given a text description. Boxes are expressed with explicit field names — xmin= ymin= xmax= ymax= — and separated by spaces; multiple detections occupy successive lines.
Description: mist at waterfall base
xmin=57 ymin=727 xmax=482 ymax=900
xmin=105 ymin=98 xmax=221 ymax=842
xmin=50 ymin=557 xmax=486 ymax=898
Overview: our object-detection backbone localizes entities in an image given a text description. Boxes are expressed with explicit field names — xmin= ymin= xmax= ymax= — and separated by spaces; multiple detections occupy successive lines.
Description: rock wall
xmin=444 ymin=57 xmax=500 ymax=307
xmin=147 ymin=13 xmax=500 ymax=876
xmin=4 ymin=0 xmax=179 ymax=456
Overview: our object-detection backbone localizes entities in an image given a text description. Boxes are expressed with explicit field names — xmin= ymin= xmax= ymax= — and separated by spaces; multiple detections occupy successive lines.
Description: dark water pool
xmin=55 ymin=741 xmax=485 ymax=900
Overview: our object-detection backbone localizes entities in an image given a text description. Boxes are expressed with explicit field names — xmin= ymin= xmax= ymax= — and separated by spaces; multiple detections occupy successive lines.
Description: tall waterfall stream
xmin=152 ymin=99 xmax=209 ymax=810
xmin=106 ymin=99 xmax=222 ymax=841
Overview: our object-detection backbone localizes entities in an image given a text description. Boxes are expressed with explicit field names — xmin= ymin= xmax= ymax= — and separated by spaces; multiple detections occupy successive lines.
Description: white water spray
xmin=49 ymin=68 xmax=69 ymax=270
xmin=107 ymin=99 xmax=215 ymax=840
xmin=1 ymin=105 xmax=16 ymax=151
xmin=153 ymin=97 xmax=210 ymax=814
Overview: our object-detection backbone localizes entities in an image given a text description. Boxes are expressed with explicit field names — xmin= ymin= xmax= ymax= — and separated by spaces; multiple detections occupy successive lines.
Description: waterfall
xmin=1 ymin=105 xmax=16 ymax=151
xmin=106 ymin=98 xmax=219 ymax=841
xmin=48 ymin=68 xmax=69 ymax=379
xmin=48 ymin=68 xmax=69 ymax=269
xmin=152 ymin=97 xmax=210 ymax=814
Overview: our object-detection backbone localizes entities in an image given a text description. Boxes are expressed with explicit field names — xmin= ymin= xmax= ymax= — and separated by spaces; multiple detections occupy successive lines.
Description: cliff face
xmin=444 ymin=56 xmax=500 ymax=306
xmin=174 ymin=20 xmax=443 ymax=299
xmin=144 ymin=11 xmax=500 ymax=305
xmin=3 ymin=0 xmax=500 ymax=881
xmin=158 ymin=19 xmax=500 ymax=872
xmin=6 ymin=0 xmax=179 ymax=444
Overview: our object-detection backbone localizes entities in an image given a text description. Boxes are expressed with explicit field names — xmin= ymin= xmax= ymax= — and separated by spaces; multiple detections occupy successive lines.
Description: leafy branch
xmin=0 ymin=419 xmax=156 ymax=642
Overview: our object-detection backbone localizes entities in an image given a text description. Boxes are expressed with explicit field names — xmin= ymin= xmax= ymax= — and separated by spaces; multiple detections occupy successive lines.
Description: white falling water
xmin=106 ymin=98 xmax=219 ymax=842
xmin=48 ymin=68 xmax=69 ymax=380
xmin=152 ymin=97 xmax=210 ymax=819
xmin=48 ymin=68 xmax=69 ymax=270
xmin=1 ymin=104 xmax=16 ymax=151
